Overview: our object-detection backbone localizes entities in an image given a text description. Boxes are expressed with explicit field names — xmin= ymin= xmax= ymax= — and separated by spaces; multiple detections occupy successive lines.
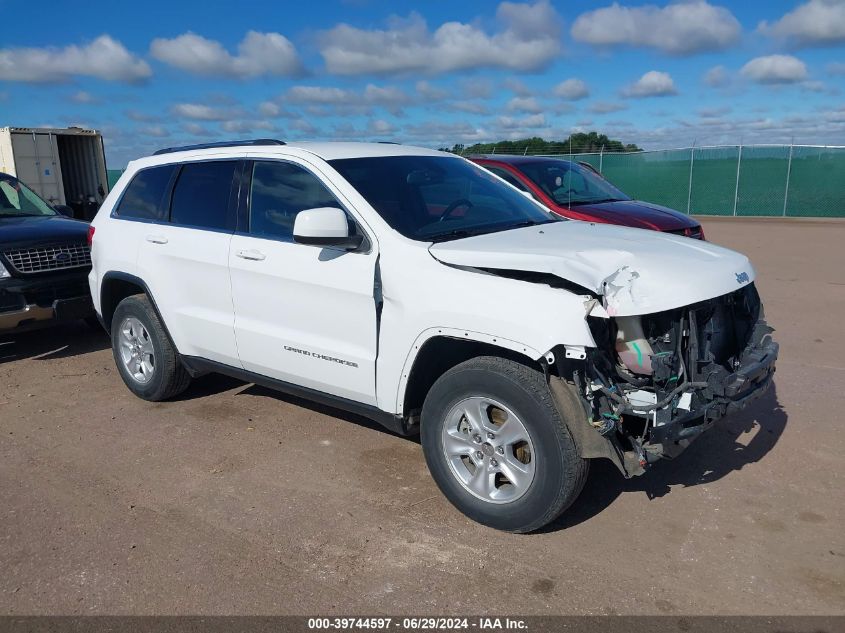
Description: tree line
xmin=440 ymin=132 xmax=641 ymax=156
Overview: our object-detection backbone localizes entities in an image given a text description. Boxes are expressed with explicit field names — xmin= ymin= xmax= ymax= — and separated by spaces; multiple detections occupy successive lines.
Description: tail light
xmin=87 ymin=225 xmax=96 ymax=246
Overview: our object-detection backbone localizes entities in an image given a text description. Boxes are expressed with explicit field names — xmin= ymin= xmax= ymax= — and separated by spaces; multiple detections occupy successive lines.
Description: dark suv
xmin=0 ymin=172 xmax=95 ymax=333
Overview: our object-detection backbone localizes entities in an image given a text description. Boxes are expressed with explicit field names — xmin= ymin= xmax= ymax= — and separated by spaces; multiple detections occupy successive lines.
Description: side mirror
xmin=54 ymin=204 xmax=75 ymax=218
xmin=293 ymin=207 xmax=363 ymax=250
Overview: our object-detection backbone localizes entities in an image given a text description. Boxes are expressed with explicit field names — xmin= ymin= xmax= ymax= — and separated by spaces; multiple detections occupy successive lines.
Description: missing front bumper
xmin=646 ymin=335 xmax=778 ymax=461
xmin=552 ymin=285 xmax=779 ymax=478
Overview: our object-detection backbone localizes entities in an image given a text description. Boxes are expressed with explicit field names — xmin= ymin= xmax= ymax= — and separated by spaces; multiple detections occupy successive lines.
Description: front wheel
xmin=421 ymin=356 xmax=588 ymax=533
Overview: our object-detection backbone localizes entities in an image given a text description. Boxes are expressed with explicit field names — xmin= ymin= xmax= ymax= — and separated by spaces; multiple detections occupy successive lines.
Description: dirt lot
xmin=1 ymin=218 xmax=844 ymax=615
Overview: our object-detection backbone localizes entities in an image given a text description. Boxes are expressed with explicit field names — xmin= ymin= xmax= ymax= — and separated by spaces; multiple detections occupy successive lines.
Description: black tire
xmin=110 ymin=294 xmax=191 ymax=401
xmin=421 ymin=356 xmax=588 ymax=533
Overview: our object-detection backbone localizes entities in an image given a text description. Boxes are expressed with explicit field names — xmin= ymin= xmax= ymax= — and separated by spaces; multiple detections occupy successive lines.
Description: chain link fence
xmin=465 ymin=144 xmax=845 ymax=218
xmin=107 ymin=144 xmax=844 ymax=218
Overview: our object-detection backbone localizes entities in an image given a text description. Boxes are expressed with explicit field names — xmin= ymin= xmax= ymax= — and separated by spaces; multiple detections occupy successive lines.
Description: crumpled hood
xmin=429 ymin=220 xmax=755 ymax=316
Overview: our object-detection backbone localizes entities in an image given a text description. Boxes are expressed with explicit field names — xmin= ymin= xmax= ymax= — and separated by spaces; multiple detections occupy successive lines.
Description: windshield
xmin=518 ymin=160 xmax=629 ymax=206
xmin=0 ymin=174 xmax=57 ymax=217
xmin=328 ymin=155 xmax=558 ymax=242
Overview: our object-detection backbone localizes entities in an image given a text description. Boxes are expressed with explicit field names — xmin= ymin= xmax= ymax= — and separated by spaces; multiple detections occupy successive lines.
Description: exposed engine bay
xmin=553 ymin=283 xmax=779 ymax=477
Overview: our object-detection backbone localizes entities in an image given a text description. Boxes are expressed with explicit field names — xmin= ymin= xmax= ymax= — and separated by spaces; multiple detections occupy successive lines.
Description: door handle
xmin=236 ymin=249 xmax=266 ymax=261
xmin=145 ymin=234 xmax=168 ymax=244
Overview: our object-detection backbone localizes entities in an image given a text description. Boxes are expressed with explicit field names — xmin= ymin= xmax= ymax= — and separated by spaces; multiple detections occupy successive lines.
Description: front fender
xmin=394 ymin=327 xmax=548 ymax=415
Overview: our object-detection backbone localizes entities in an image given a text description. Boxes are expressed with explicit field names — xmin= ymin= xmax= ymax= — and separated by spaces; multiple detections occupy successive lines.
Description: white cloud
xmin=126 ymin=110 xmax=160 ymax=123
xmin=363 ymin=84 xmax=411 ymax=107
xmin=70 ymin=90 xmax=97 ymax=104
xmin=703 ymin=65 xmax=730 ymax=87
xmin=284 ymin=86 xmax=350 ymax=104
xmin=622 ymin=71 xmax=678 ymax=97
xmin=416 ymin=81 xmax=447 ymax=100
xmin=758 ymin=0 xmax=845 ymax=48
xmin=554 ymin=78 xmax=589 ymax=100
xmin=550 ymin=102 xmax=576 ymax=115
xmin=507 ymin=96 xmax=543 ymax=113
xmin=282 ymin=84 xmax=411 ymax=114
xmin=698 ymin=105 xmax=732 ymax=118
xmin=150 ymin=31 xmax=303 ymax=78
xmin=367 ymin=119 xmax=397 ymax=135
xmin=740 ymin=55 xmax=808 ymax=84
xmin=318 ymin=1 xmax=561 ymax=75
xmin=446 ymin=101 xmax=491 ymax=115
xmin=405 ymin=120 xmax=489 ymax=146
xmin=503 ymin=78 xmax=532 ymax=96
xmin=139 ymin=125 xmax=170 ymax=138
xmin=461 ymin=79 xmax=494 ymax=99
xmin=258 ymin=101 xmax=282 ymax=117
xmin=801 ymin=80 xmax=828 ymax=93
xmin=588 ymin=101 xmax=628 ymax=114
xmin=571 ymin=1 xmax=741 ymax=55
xmin=182 ymin=123 xmax=215 ymax=137
xmin=0 ymin=35 xmax=151 ymax=83
xmin=171 ymin=103 xmax=241 ymax=121
xmin=221 ymin=119 xmax=275 ymax=134
xmin=496 ymin=113 xmax=547 ymax=130
xmin=595 ymin=108 xmax=845 ymax=149
xmin=289 ymin=119 xmax=318 ymax=135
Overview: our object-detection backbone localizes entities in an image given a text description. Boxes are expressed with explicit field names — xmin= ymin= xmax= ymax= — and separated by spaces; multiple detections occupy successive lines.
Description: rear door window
xmin=170 ymin=161 xmax=238 ymax=231
xmin=114 ymin=165 xmax=177 ymax=221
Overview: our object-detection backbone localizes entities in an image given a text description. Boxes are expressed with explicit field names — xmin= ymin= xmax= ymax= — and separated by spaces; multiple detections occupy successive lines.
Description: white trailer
xmin=0 ymin=126 xmax=109 ymax=215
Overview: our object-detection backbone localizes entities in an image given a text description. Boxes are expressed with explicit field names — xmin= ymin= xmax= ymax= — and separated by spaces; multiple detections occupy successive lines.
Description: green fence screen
xmin=107 ymin=169 xmax=124 ymax=190
xmin=477 ymin=145 xmax=845 ymax=218
xmin=106 ymin=145 xmax=845 ymax=218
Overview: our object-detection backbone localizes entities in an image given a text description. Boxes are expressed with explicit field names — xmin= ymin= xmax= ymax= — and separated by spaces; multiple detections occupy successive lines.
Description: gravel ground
xmin=1 ymin=217 xmax=843 ymax=615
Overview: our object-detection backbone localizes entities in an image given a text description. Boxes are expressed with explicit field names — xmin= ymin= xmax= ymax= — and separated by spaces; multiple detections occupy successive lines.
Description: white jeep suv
xmin=89 ymin=140 xmax=778 ymax=532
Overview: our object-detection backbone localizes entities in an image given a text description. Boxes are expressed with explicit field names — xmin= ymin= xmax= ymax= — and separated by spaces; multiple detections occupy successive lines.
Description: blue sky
xmin=1 ymin=0 xmax=843 ymax=166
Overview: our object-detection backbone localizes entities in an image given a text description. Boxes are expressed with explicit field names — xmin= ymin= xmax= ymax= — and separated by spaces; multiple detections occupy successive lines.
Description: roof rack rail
xmin=153 ymin=139 xmax=286 ymax=156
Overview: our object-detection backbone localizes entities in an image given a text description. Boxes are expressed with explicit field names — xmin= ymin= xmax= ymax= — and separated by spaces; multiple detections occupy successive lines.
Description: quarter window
xmin=170 ymin=161 xmax=238 ymax=231
xmin=114 ymin=165 xmax=176 ymax=221
xmin=249 ymin=161 xmax=342 ymax=241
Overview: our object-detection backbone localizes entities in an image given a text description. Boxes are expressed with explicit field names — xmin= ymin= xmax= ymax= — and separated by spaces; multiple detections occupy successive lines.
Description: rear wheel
xmin=421 ymin=356 xmax=588 ymax=533
xmin=111 ymin=294 xmax=190 ymax=401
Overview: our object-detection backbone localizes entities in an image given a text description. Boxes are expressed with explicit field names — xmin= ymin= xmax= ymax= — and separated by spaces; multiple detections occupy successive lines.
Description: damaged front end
xmin=552 ymin=283 xmax=778 ymax=478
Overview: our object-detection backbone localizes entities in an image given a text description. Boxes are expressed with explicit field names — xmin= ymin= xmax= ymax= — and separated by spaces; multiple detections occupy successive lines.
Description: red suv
xmin=471 ymin=155 xmax=704 ymax=239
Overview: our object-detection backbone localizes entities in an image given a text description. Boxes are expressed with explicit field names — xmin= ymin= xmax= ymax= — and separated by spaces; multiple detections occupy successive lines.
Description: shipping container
xmin=0 ymin=126 xmax=109 ymax=220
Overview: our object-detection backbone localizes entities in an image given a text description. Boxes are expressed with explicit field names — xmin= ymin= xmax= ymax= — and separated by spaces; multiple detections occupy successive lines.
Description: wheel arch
xmin=100 ymin=272 xmax=170 ymax=340
xmin=397 ymin=329 xmax=547 ymax=418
